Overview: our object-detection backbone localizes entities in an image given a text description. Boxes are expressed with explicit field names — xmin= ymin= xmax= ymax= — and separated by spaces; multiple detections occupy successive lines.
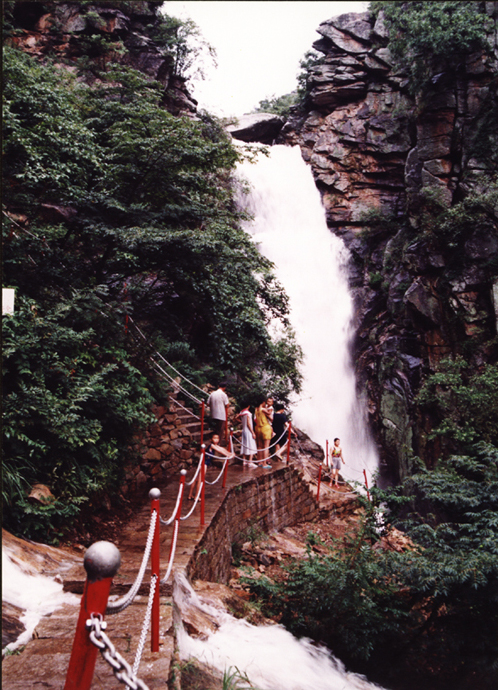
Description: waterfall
xmin=175 ymin=573 xmax=386 ymax=690
xmin=237 ymin=145 xmax=378 ymax=483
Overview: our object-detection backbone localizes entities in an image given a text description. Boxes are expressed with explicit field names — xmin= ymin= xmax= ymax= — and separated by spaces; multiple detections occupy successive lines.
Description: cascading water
xmin=175 ymin=573 xmax=386 ymax=690
xmin=2 ymin=547 xmax=79 ymax=654
xmin=237 ymin=145 xmax=378 ymax=484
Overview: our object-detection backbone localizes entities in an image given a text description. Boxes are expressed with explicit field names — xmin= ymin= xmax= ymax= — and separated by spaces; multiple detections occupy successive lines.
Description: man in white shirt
xmin=207 ymin=383 xmax=229 ymax=440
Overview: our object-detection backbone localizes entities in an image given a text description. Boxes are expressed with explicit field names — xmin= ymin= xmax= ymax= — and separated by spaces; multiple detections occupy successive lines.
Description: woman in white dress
xmin=237 ymin=405 xmax=258 ymax=467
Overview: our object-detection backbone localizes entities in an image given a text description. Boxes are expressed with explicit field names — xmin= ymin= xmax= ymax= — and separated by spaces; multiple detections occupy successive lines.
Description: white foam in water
xmin=176 ymin=575 xmax=385 ymax=690
xmin=2 ymin=548 xmax=79 ymax=653
xmin=237 ymin=145 xmax=378 ymax=484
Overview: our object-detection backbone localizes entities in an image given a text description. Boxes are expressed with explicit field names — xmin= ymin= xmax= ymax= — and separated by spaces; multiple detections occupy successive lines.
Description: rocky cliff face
xmin=4 ymin=1 xmax=197 ymax=115
xmin=283 ymin=5 xmax=498 ymax=481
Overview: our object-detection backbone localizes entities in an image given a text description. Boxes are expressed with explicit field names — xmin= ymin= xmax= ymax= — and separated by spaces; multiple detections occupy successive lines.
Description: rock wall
xmin=283 ymin=5 xmax=498 ymax=480
xmin=187 ymin=465 xmax=319 ymax=584
xmin=124 ymin=397 xmax=201 ymax=496
xmin=5 ymin=1 xmax=197 ymax=115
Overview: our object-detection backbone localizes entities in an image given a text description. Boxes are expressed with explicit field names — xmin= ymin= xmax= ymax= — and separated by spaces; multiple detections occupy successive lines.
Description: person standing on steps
xmin=271 ymin=403 xmax=296 ymax=459
xmin=255 ymin=397 xmax=273 ymax=465
xmin=235 ymin=404 xmax=258 ymax=467
xmin=207 ymin=383 xmax=229 ymax=442
xmin=329 ymin=437 xmax=345 ymax=488
xmin=188 ymin=432 xmax=234 ymax=500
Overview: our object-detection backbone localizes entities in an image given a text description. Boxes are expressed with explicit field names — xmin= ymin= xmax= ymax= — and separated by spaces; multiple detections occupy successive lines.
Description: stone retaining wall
xmin=123 ymin=401 xmax=200 ymax=496
xmin=187 ymin=465 xmax=319 ymax=584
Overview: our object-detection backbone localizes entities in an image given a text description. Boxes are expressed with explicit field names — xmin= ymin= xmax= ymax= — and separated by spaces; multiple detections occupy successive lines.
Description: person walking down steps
xmin=207 ymin=383 xmax=229 ymax=442
xmin=329 ymin=437 xmax=345 ymax=488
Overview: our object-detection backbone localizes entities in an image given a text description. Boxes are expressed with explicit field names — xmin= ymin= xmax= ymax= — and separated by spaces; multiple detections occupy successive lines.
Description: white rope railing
xmin=129 ymin=317 xmax=209 ymax=401
xmin=159 ymin=479 xmax=185 ymax=527
xmin=133 ymin=574 xmax=158 ymax=676
xmin=204 ymin=457 xmax=229 ymax=485
xmin=167 ymin=393 xmax=201 ymax=420
xmin=185 ymin=452 xmax=204 ymax=487
xmin=150 ymin=357 xmax=202 ymax=406
xmin=180 ymin=480 xmax=203 ymax=520
xmin=106 ymin=509 xmax=158 ymax=615
xmin=160 ymin=519 xmax=180 ymax=584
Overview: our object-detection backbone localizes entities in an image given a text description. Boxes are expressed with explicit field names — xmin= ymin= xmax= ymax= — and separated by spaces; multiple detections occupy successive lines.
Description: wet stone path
xmin=2 ymin=460 xmax=288 ymax=690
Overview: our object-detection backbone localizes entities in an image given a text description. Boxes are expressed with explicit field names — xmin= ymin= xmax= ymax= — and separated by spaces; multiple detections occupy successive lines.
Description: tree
xmin=2 ymin=47 xmax=302 ymax=541
xmin=370 ymin=1 xmax=491 ymax=95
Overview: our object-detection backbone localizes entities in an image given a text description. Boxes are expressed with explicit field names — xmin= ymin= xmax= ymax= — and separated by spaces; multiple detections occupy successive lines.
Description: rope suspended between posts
xmin=150 ymin=357 xmax=203 ymax=406
xmin=106 ymin=509 xmax=158 ymax=615
xmin=129 ymin=317 xmax=209 ymax=402
xmin=133 ymin=574 xmax=158 ymax=676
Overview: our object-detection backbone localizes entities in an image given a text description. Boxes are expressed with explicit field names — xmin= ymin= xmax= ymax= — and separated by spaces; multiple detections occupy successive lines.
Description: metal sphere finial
xmin=180 ymin=469 xmax=187 ymax=476
xmin=149 ymin=487 xmax=161 ymax=500
xmin=84 ymin=541 xmax=121 ymax=582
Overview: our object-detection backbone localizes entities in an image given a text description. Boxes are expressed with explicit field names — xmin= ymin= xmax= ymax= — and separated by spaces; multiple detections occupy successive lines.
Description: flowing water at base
xmin=175 ymin=574 xmax=386 ymax=690
xmin=2 ymin=547 xmax=79 ymax=654
xmin=237 ymin=145 xmax=378 ymax=485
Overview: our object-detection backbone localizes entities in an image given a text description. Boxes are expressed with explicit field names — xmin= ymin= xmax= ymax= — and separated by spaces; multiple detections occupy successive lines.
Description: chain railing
xmin=87 ymin=614 xmax=150 ymax=690
xmin=64 ymin=420 xmax=372 ymax=690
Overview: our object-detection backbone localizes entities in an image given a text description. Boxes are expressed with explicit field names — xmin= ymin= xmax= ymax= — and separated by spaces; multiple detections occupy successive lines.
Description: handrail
xmin=65 ymin=420 xmax=369 ymax=689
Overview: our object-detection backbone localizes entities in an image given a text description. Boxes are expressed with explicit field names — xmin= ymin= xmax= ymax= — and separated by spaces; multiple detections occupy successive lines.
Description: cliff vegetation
xmin=2 ymin=1 xmax=301 ymax=543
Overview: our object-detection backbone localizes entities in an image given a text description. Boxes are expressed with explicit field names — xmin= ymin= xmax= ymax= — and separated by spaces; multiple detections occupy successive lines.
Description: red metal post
xmin=200 ymin=400 xmax=205 ymax=446
xmin=200 ymin=445 xmax=206 ymax=526
xmin=363 ymin=469 xmax=371 ymax=502
xmin=177 ymin=470 xmax=186 ymax=520
xmin=225 ymin=416 xmax=228 ymax=444
xmin=64 ymin=542 xmax=121 ymax=690
xmin=326 ymin=439 xmax=329 ymax=467
xmin=317 ymin=464 xmax=322 ymax=502
xmin=286 ymin=422 xmax=292 ymax=465
xmin=149 ymin=488 xmax=161 ymax=653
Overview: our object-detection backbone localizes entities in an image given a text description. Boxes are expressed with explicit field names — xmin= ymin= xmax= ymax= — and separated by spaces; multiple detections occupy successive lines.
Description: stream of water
xmin=237 ymin=145 xmax=378 ymax=485
xmin=2 ymin=548 xmax=78 ymax=654
xmin=175 ymin=573 xmax=385 ymax=690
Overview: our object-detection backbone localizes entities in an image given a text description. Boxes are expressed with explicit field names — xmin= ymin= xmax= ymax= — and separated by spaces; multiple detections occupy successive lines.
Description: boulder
xmin=404 ymin=278 xmax=442 ymax=325
xmin=317 ymin=22 xmax=368 ymax=54
xmin=227 ymin=113 xmax=284 ymax=145
xmin=27 ymin=484 xmax=55 ymax=505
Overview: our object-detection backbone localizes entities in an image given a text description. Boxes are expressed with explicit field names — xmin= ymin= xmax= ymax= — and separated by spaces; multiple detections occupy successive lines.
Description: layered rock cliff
xmin=3 ymin=0 xmax=197 ymax=115
xmin=283 ymin=5 xmax=498 ymax=481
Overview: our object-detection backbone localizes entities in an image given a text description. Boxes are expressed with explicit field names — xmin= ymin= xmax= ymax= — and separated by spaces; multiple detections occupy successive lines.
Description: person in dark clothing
xmin=271 ymin=403 xmax=293 ymax=459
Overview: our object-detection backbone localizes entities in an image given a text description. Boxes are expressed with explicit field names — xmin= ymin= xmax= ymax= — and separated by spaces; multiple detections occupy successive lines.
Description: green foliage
xmin=370 ymin=1 xmax=491 ymax=95
xmin=153 ymin=10 xmax=216 ymax=81
xmin=245 ymin=451 xmax=498 ymax=686
xmin=254 ymin=92 xmax=298 ymax=118
xmin=417 ymin=358 xmax=498 ymax=447
xmin=2 ymin=295 xmax=155 ymax=541
xmin=2 ymin=47 xmax=302 ymax=540
xmin=296 ymin=49 xmax=325 ymax=106
xmin=222 ymin=667 xmax=259 ymax=690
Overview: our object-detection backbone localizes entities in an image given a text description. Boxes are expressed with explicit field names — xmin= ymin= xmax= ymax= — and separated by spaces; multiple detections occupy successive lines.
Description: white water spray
xmin=175 ymin=573 xmax=386 ymax=690
xmin=2 ymin=547 xmax=79 ymax=654
xmin=237 ymin=145 xmax=378 ymax=483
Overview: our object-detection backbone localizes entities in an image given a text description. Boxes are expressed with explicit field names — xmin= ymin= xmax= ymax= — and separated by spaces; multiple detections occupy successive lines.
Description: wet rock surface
xmin=282 ymin=5 xmax=498 ymax=481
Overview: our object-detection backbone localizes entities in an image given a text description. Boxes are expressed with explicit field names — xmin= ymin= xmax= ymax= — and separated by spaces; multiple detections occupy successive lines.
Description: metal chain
xmin=107 ymin=510 xmax=157 ymax=614
xmin=87 ymin=614 xmax=150 ymax=690
xmin=133 ymin=574 xmax=158 ymax=676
